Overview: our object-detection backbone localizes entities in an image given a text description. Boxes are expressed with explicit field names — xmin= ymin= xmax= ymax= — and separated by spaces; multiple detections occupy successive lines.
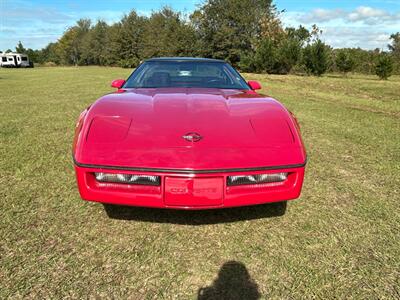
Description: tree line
xmin=6 ymin=0 xmax=400 ymax=79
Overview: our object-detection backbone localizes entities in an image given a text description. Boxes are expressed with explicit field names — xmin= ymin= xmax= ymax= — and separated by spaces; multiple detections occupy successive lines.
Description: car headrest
xmin=148 ymin=72 xmax=171 ymax=86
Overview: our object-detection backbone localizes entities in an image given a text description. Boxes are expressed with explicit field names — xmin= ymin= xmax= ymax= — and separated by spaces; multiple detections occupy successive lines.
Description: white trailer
xmin=0 ymin=52 xmax=32 ymax=67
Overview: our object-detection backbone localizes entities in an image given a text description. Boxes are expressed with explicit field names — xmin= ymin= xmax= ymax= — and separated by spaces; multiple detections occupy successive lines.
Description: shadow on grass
xmin=198 ymin=261 xmax=261 ymax=300
xmin=103 ymin=201 xmax=286 ymax=225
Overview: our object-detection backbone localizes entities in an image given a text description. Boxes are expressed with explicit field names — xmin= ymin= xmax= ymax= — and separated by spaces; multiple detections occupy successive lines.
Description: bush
xmin=43 ymin=62 xmax=57 ymax=67
xmin=335 ymin=50 xmax=356 ymax=75
xmin=275 ymin=38 xmax=302 ymax=74
xmin=303 ymin=39 xmax=330 ymax=76
xmin=117 ymin=57 xmax=140 ymax=68
xmin=238 ymin=52 xmax=257 ymax=72
xmin=254 ymin=39 xmax=276 ymax=73
xmin=375 ymin=55 xmax=393 ymax=80
xmin=239 ymin=36 xmax=302 ymax=74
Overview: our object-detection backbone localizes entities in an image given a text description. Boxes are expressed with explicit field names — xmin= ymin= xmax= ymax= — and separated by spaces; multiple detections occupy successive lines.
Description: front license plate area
xmin=164 ymin=177 xmax=224 ymax=207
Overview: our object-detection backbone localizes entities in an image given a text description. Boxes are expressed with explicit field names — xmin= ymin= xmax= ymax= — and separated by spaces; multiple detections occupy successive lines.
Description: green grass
xmin=1 ymin=67 xmax=399 ymax=299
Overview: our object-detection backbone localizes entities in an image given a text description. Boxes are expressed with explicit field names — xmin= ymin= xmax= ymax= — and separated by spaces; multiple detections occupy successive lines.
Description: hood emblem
xmin=182 ymin=132 xmax=202 ymax=142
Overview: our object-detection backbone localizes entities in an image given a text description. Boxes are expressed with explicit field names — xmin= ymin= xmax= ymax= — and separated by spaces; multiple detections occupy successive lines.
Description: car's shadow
xmin=103 ymin=202 xmax=287 ymax=225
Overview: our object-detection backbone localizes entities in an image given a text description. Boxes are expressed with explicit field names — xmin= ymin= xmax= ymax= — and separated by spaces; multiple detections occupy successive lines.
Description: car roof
xmin=145 ymin=57 xmax=226 ymax=63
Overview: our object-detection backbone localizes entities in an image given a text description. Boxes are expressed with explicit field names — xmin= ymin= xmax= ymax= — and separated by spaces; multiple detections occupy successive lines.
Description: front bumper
xmin=74 ymin=163 xmax=305 ymax=210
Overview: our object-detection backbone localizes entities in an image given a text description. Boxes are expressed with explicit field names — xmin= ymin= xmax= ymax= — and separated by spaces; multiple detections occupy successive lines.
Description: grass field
xmin=1 ymin=67 xmax=399 ymax=299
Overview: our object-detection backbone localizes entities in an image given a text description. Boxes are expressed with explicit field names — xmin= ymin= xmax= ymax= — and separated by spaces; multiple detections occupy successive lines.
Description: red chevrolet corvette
xmin=73 ymin=57 xmax=306 ymax=210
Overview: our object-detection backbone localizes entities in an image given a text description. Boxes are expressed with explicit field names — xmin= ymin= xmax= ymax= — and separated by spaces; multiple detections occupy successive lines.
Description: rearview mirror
xmin=247 ymin=80 xmax=262 ymax=90
xmin=111 ymin=79 xmax=126 ymax=89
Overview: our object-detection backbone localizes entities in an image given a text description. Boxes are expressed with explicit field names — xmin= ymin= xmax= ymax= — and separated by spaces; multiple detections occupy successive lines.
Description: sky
xmin=1 ymin=0 xmax=399 ymax=51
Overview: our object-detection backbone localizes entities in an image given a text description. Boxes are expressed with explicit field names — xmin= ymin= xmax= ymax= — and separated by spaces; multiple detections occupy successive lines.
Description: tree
xmin=238 ymin=52 xmax=257 ymax=72
xmin=15 ymin=41 xmax=26 ymax=54
xmin=25 ymin=48 xmax=40 ymax=63
xmin=274 ymin=26 xmax=310 ymax=74
xmin=40 ymin=43 xmax=61 ymax=64
xmin=335 ymin=50 xmax=356 ymax=75
xmin=141 ymin=7 xmax=197 ymax=59
xmin=103 ymin=23 xmax=123 ymax=66
xmin=286 ymin=25 xmax=311 ymax=43
xmin=192 ymin=0 xmax=278 ymax=65
xmin=239 ymin=26 xmax=308 ymax=74
xmin=57 ymin=19 xmax=91 ymax=65
xmin=303 ymin=39 xmax=330 ymax=76
xmin=375 ymin=54 xmax=393 ymax=80
xmin=21 ymin=3 xmax=396 ymax=76
xmin=388 ymin=32 xmax=400 ymax=58
xmin=253 ymin=38 xmax=276 ymax=73
xmin=332 ymin=48 xmax=381 ymax=74
xmin=80 ymin=20 xmax=109 ymax=65
xmin=114 ymin=10 xmax=147 ymax=67
xmin=240 ymin=36 xmax=300 ymax=74
xmin=388 ymin=32 xmax=400 ymax=74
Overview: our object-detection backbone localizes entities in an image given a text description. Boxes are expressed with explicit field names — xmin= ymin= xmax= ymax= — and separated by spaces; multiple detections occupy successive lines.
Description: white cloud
xmin=0 ymin=0 xmax=125 ymax=50
xmin=346 ymin=6 xmax=399 ymax=25
xmin=322 ymin=27 xmax=391 ymax=49
xmin=281 ymin=6 xmax=400 ymax=50
xmin=1 ymin=2 xmax=399 ymax=51
xmin=298 ymin=8 xmax=344 ymax=23
xmin=295 ymin=6 xmax=400 ymax=26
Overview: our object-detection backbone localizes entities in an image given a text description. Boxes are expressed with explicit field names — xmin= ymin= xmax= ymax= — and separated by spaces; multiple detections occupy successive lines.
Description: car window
xmin=124 ymin=61 xmax=249 ymax=90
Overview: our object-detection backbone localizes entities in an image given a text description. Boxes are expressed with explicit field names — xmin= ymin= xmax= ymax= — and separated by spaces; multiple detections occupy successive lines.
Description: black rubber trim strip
xmin=73 ymin=156 xmax=307 ymax=174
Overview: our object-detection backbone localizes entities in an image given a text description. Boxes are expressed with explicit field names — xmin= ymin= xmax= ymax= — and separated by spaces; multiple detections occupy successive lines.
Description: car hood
xmin=75 ymin=88 xmax=306 ymax=170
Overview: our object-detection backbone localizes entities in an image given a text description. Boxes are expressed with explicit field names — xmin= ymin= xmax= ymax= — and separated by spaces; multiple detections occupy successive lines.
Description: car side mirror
xmin=111 ymin=79 xmax=126 ymax=89
xmin=247 ymin=80 xmax=262 ymax=90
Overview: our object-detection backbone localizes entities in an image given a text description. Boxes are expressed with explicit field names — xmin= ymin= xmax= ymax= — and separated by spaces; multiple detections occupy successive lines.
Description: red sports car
xmin=73 ymin=57 xmax=306 ymax=210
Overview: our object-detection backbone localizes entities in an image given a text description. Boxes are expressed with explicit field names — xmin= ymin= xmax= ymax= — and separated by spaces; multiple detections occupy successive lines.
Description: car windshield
xmin=124 ymin=60 xmax=250 ymax=89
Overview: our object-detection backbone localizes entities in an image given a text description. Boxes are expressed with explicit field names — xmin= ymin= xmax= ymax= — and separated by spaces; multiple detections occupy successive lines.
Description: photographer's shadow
xmin=198 ymin=261 xmax=261 ymax=300
xmin=103 ymin=201 xmax=287 ymax=225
